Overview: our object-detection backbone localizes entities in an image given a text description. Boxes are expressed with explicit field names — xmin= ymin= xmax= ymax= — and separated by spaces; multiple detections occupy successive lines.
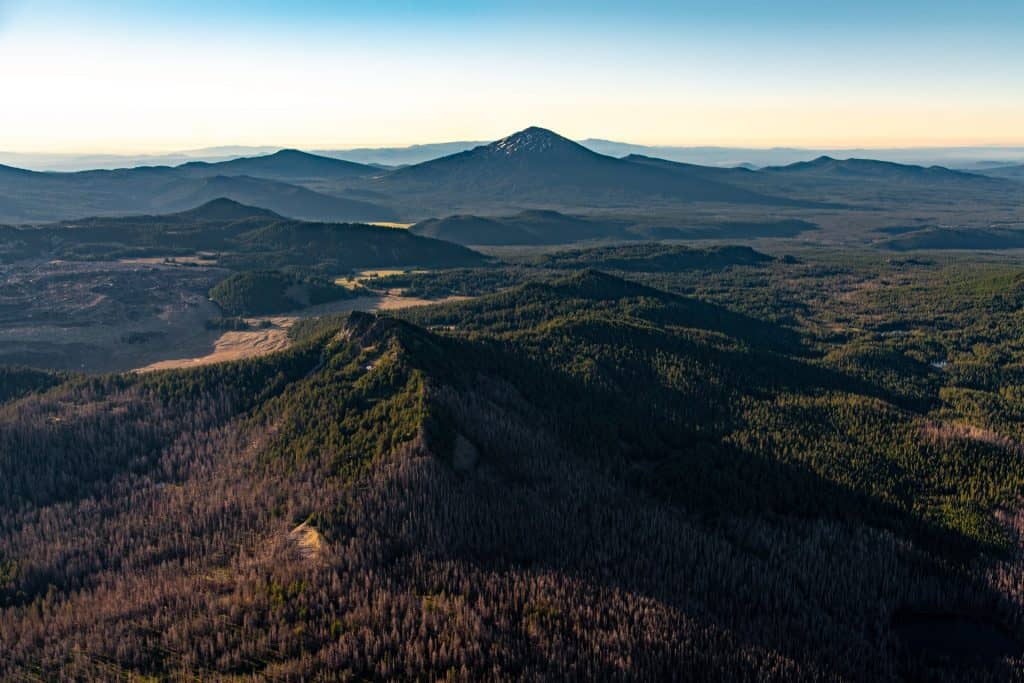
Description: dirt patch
xmin=140 ymin=325 xmax=291 ymax=371
xmin=922 ymin=421 xmax=1023 ymax=454
xmin=288 ymin=521 xmax=324 ymax=561
xmin=365 ymin=222 xmax=413 ymax=230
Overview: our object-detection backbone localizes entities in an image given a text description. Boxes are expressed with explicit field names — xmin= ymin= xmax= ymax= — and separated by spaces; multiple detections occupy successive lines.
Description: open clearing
xmin=335 ymin=268 xmax=428 ymax=290
xmin=0 ymin=259 xmax=466 ymax=374
xmin=138 ymin=293 xmax=467 ymax=372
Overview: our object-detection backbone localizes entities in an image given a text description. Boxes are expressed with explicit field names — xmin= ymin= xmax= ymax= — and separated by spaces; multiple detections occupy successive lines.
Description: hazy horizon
xmin=6 ymin=136 xmax=1024 ymax=158
xmin=4 ymin=132 xmax=1024 ymax=174
xmin=1 ymin=1 xmax=1022 ymax=153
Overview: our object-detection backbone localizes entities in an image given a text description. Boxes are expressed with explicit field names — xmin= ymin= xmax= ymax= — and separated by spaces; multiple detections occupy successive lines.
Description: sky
xmin=1 ymin=0 xmax=1022 ymax=153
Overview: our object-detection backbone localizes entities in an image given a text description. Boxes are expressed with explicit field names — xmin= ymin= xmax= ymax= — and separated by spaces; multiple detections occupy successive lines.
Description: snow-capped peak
xmin=489 ymin=127 xmax=573 ymax=156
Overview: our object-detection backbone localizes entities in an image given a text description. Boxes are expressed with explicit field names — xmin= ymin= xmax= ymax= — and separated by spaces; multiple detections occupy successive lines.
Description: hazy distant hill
xmin=583 ymin=140 xmax=1024 ymax=168
xmin=613 ymin=150 xmax=1010 ymax=203
xmin=762 ymin=156 xmax=998 ymax=184
xmin=974 ymin=164 xmax=1024 ymax=180
xmin=410 ymin=209 xmax=633 ymax=245
xmin=880 ymin=227 xmax=1024 ymax=250
xmin=318 ymin=141 xmax=487 ymax=166
xmin=621 ymin=153 xmax=757 ymax=180
xmin=0 ymin=163 xmax=396 ymax=224
xmin=0 ymin=147 xmax=281 ymax=172
xmin=167 ymin=196 xmax=282 ymax=222
xmin=148 ymin=174 xmax=397 ymax=222
xmin=177 ymin=149 xmax=379 ymax=181
xmin=0 ymin=198 xmax=484 ymax=270
xmin=411 ymin=208 xmax=818 ymax=245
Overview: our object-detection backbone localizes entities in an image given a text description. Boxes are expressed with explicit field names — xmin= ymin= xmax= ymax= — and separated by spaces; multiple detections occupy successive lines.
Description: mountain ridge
xmin=376 ymin=126 xmax=794 ymax=209
xmin=763 ymin=155 xmax=998 ymax=182
xmin=0 ymin=164 xmax=397 ymax=223
xmin=177 ymin=148 xmax=379 ymax=180
xmin=2 ymin=126 xmax=1019 ymax=227
xmin=410 ymin=209 xmax=634 ymax=245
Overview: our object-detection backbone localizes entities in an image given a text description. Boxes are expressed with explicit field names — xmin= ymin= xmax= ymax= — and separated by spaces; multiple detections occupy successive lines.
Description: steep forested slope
xmin=2 ymin=272 xmax=1024 ymax=680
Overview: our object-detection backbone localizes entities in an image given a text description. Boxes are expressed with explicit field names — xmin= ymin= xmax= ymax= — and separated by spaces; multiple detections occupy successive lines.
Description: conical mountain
xmin=171 ymin=197 xmax=282 ymax=221
xmin=377 ymin=126 xmax=782 ymax=208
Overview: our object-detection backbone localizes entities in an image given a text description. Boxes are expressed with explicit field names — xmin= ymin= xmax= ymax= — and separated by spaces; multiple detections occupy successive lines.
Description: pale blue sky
xmin=1 ymin=1 xmax=1022 ymax=151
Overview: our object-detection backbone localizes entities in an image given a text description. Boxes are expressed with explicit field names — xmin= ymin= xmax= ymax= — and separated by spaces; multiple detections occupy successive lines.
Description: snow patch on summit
xmin=489 ymin=127 xmax=566 ymax=156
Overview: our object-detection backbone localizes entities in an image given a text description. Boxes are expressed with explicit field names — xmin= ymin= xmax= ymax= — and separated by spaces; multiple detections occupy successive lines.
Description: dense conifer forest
xmin=209 ymin=270 xmax=355 ymax=316
xmin=5 ymin=254 xmax=1024 ymax=680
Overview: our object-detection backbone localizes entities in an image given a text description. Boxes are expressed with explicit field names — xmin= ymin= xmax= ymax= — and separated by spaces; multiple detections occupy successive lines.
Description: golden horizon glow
xmin=1 ymin=2 xmax=1022 ymax=155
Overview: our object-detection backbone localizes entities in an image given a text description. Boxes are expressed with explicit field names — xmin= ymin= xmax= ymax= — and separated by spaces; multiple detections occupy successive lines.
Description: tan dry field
xmin=335 ymin=268 xmax=427 ymax=286
xmin=138 ymin=293 xmax=466 ymax=372
xmin=365 ymin=222 xmax=414 ymax=229
xmin=119 ymin=254 xmax=220 ymax=266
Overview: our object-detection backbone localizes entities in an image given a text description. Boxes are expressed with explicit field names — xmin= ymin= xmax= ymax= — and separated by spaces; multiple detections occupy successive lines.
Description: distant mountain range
xmin=0 ymin=126 xmax=1019 ymax=227
xmin=0 ymin=150 xmax=393 ymax=224
xmin=579 ymin=140 xmax=1024 ymax=169
xmin=6 ymin=140 xmax=1024 ymax=172
xmin=760 ymin=155 xmax=999 ymax=184
xmin=974 ymin=164 xmax=1024 ymax=180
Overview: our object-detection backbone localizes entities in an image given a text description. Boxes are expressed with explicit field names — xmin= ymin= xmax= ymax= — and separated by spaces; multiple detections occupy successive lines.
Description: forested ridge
xmin=209 ymin=270 xmax=355 ymax=316
xmin=0 ymin=199 xmax=485 ymax=272
xmin=3 ymin=266 xmax=1024 ymax=679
